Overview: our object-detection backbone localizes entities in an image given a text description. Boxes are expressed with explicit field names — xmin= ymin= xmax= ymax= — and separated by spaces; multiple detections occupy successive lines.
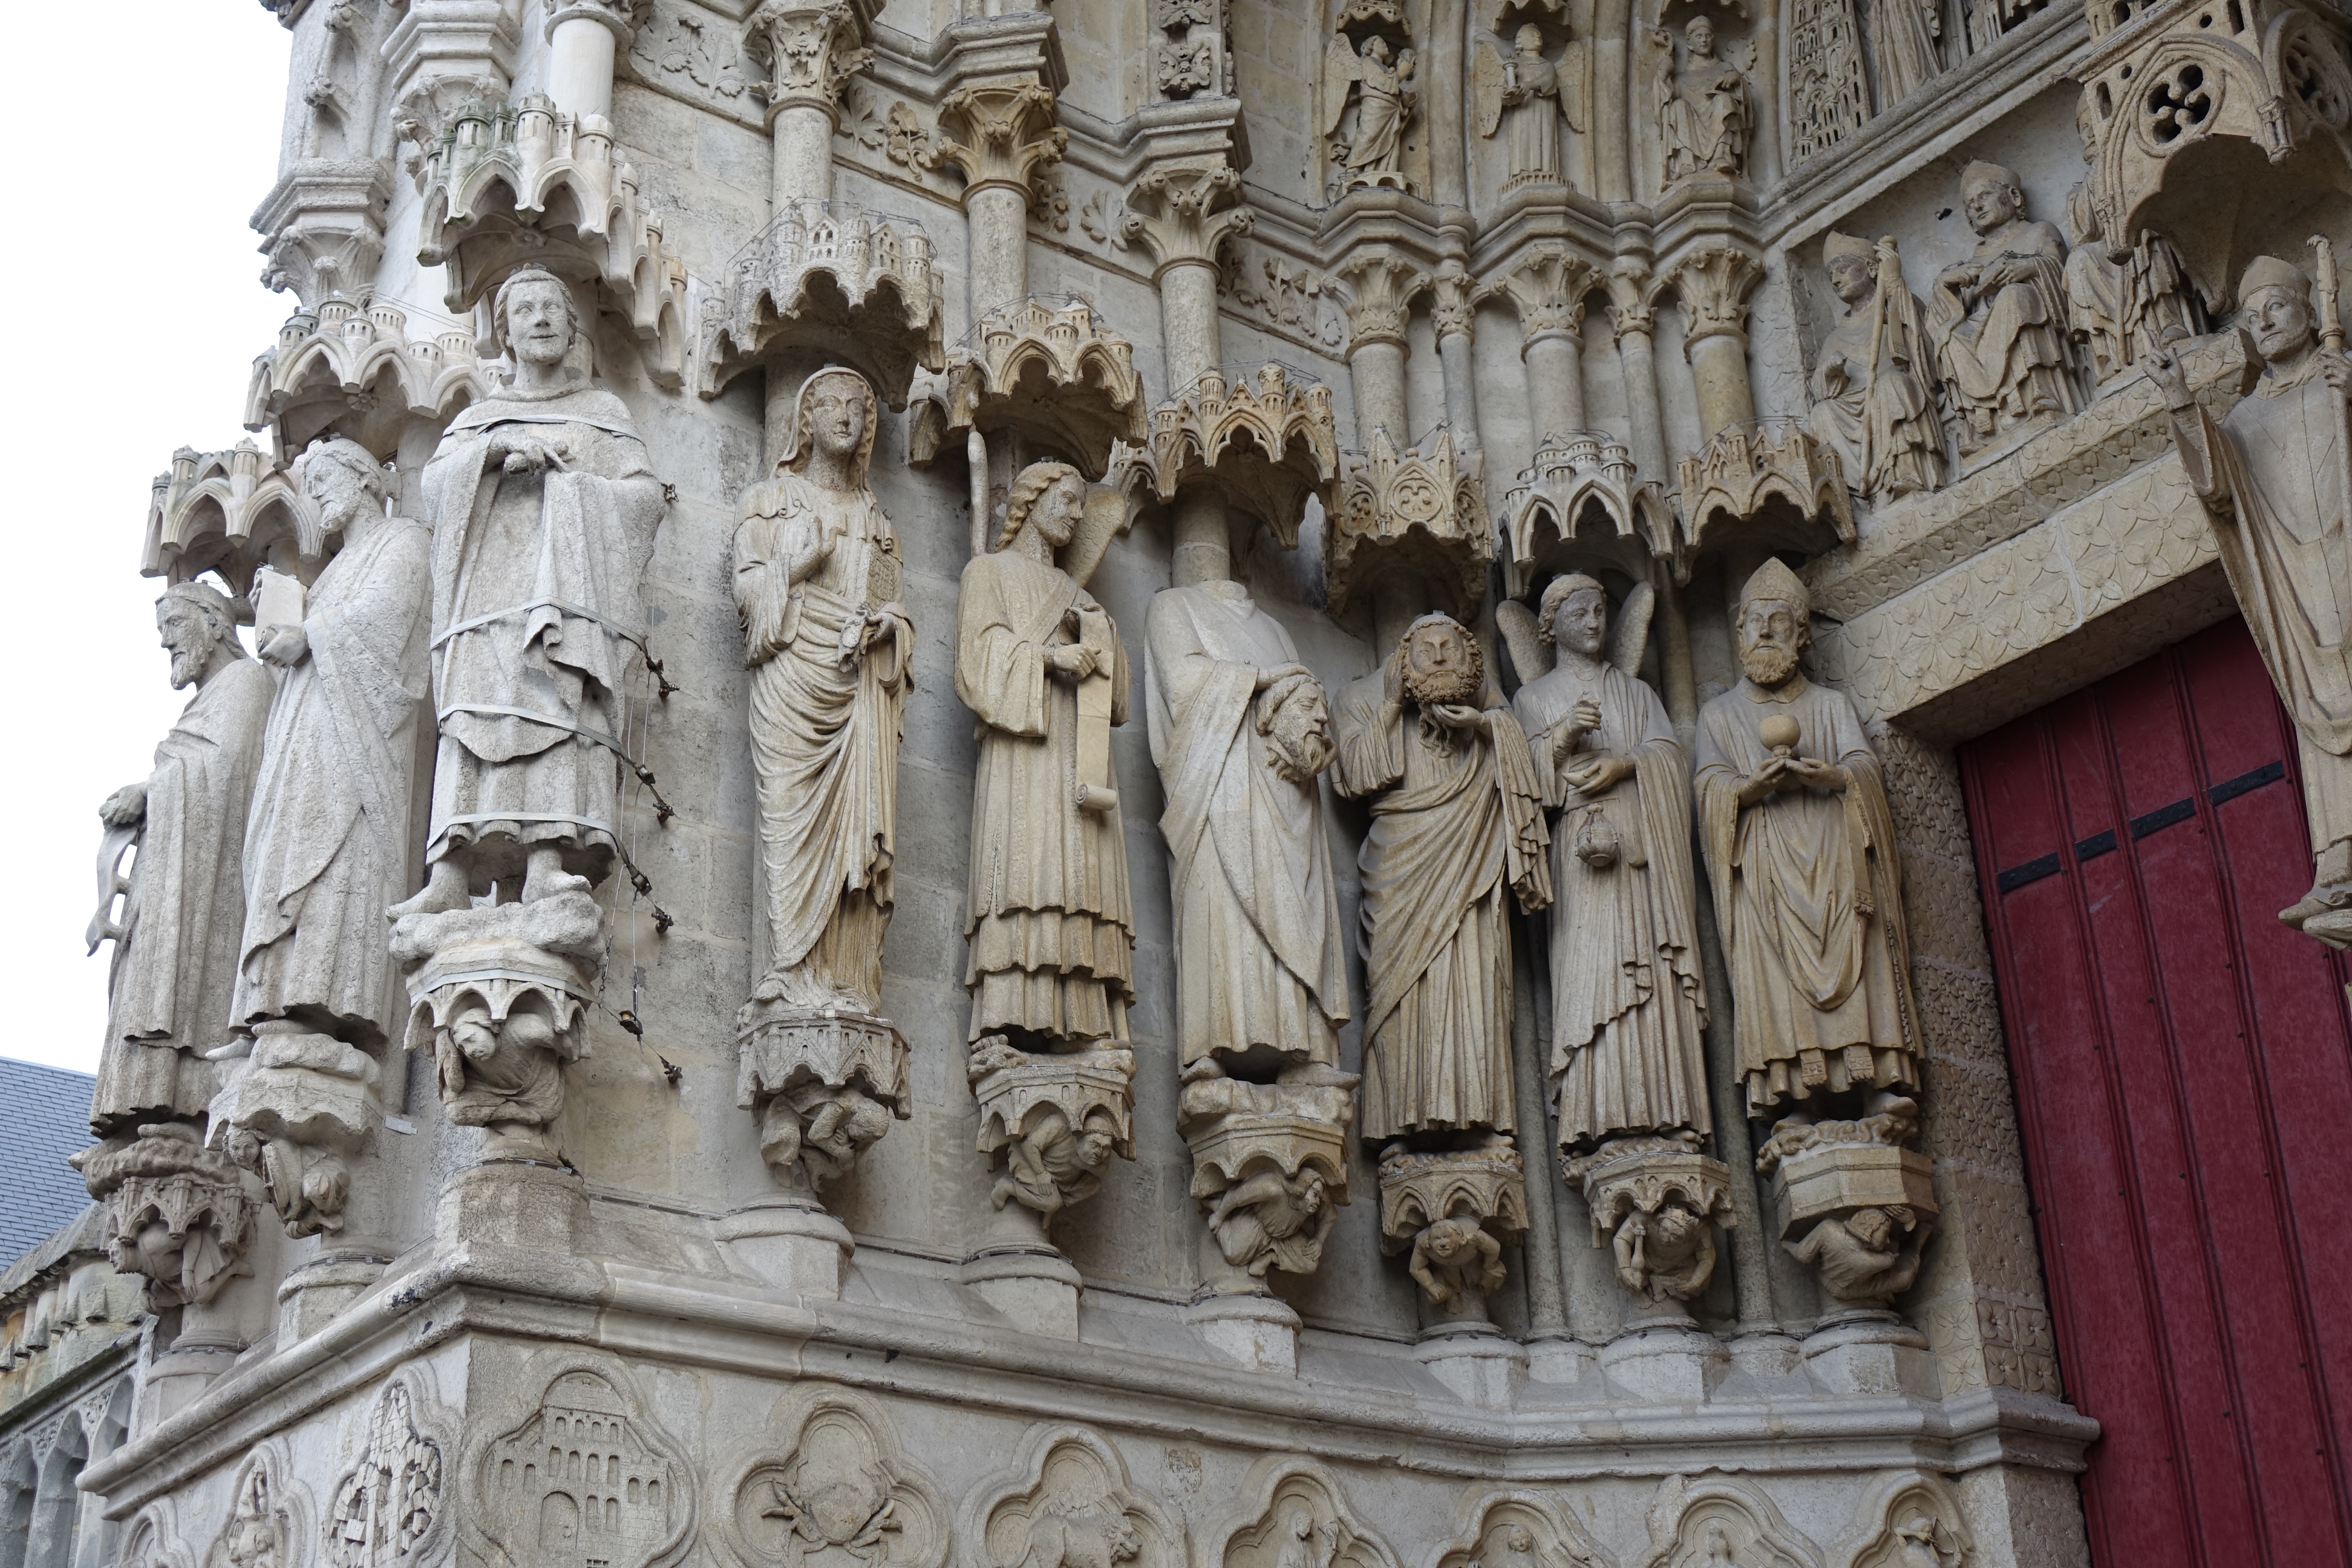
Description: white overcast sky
xmin=1 ymin=5 xmax=293 ymax=1073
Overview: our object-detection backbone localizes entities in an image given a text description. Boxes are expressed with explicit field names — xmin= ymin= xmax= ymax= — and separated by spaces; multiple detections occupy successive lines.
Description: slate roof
xmin=0 ymin=1059 xmax=97 ymax=1269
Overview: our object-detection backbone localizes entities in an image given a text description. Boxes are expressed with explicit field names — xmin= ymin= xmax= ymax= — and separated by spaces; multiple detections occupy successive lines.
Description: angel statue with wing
xmin=1322 ymin=32 xmax=1418 ymax=194
xmin=1472 ymin=25 xmax=1583 ymax=189
xmin=1503 ymin=575 xmax=1711 ymax=1169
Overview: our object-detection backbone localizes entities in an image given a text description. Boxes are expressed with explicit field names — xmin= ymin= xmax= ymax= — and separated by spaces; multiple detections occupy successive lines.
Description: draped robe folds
xmin=1694 ymin=678 xmax=1923 ymax=1114
xmin=1662 ymin=60 xmax=1748 ymax=180
xmin=956 ymin=549 xmax=1136 ymax=1047
xmin=1332 ymin=681 xmax=1551 ymax=1139
xmin=419 ymin=384 xmax=665 ymax=890
xmin=1929 ymin=218 xmax=2082 ymax=441
xmin=1144 ymin=583 xmax=1350 ymax=1070
xmin=1868 ymin=0 xmax=1941 ymax=106
xmin=96 ymin=659 xmax=275 ymax=1134
xmin=736 ymin=475 xmax=910 ymax=1009
xmin=1348 ymin=63 xmax=1411 ymax=177
xmin=1511 ymin=661 xmax=1710 ymax=1154
xmin=1505 ymin=55 xmax=1564 ymax=183
xmin=234 ymin=518 xmax=433 ymax=1044
xmin=1808 ymin=282 xmax=1945 ymax=500
xmin=2172 ymin=357 xmax=2352 ymax=856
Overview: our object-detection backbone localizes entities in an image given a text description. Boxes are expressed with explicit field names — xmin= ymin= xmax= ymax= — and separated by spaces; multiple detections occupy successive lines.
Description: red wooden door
xmin=1961 ymin=619 xmax=2352 ymax=1567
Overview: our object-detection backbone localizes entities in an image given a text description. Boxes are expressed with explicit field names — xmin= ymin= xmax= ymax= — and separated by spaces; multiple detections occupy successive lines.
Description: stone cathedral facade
xmin=60 ymin=0 xmax=2352 ymax=1563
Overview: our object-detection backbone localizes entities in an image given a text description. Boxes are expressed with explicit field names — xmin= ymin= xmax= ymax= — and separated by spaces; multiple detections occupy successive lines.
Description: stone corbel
xmin=1377 ymin=1143 xmax=1529 ymax=1330
xmin=70 ymin=1125 xmax=258 ymax=1311
xmin=383 ymin=0 xmax=522 ymax=147
xmin=247 ymin=296 xmax=489 ymax=461
xmin=1756 ymin=1094 xmax=1939 ymax=1313
xmin=906 ymin=296 xmax=1149 ymax=479
xmin=923 ymin=80 xmax=1068 ymax=212
xmin=1574 ymin=1140 xmax=1736 ymax=1307
xmin=1670 ymin=415 xmax=1855 ymax=583
xmin=1328 ymin=427 xmax=1492 ymax=620
xmin=253 ymin=159 xmax=395 ymax=306
xmin=1178 ymin=1079 xmax=1356 ymax=1296
xmin=743 ymin=0 xmax=876 ymax=128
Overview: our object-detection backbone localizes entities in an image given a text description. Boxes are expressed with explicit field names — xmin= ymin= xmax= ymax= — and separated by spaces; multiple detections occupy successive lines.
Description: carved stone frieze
xmin=1124 ymin=363 xmax=1341 ymax=541
xmin=629 ymin=2 xmax=760 ymax=111
xmin=205 ymin=1442 xmax=311 ymax=1568
xmin=246 ymin=298 xmax=488 ymax=459
xmin=462 ymin=1357 xmax=694 ymax=1568
xmin=1223 ymin=248 xmax=1344 ymax=351
xmin=1327 ymin=428 xmax=1491 ymax=619
xmin=1178 ymin=1080 xmax=1355 ymax=1292
xmin=744 ymin=0 xmax=876 ymax=123
xmin=1498 ymin=432 xmax=1674 ymax=596
xmin=1430 ymin=1493 xmax=1609 ymax=1568
xmin=1671 ymin=417 xmax=1857 ymax=583
xmin=71 ymin=1124 xmax=256 ymax=1310
xmin=1212 ymin=1460 xmax=1399 ymax=1568
xmin=252 ymin=160 xmax=396 ymax=307
xmin=907 ymin=296 xmax=1150 ymax=479
xmin=700 ymin=201 xmax=944 ymax=407
xmin=414 ymin=94 xmax=689 ymax=384
xmin=1841 ymin=1472 xmax=1973 ymax=1568
xmin=326 ymin=1370 xmax=456 ymax=1568
xmin=1640 ymin=1478 xmax=1817 ymax=1568
xmin=122 ymin=1501 xmax=197 ymax=1568
xmin=711 ymin=1384 xmax=949 ymax=1568
xmin=964 ymin=1428 xmax=1181 ymax=1568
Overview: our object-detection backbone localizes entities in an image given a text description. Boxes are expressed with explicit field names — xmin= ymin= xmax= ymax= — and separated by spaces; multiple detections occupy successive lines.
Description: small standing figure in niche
xmin=1929 ymin=161 xmax=2082 ymax=456
xmin=1472 ymin=24 xmax=1581 ymax=189
xmin=1808 ymin=232 xmax=1947 ymax=502
xmin=1653 ymin=17 xmax=1751 ymax=185
xmin=1322 ymin=33 xmax=1419 ymax=194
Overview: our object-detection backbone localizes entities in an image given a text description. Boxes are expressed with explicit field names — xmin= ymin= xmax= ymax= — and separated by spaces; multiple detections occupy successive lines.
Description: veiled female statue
xmin=736 ymin=367 xmax=911 ymax=1012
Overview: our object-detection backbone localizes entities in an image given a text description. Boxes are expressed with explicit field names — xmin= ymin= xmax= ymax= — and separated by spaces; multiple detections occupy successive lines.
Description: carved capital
xmin=1121 ymin=160 xmax=1255 ymax=275
xmin=1431 ymin=261 xmax=1476 ymax=339
xmin=252 ymin=157 xmax=394 ymax=306
xmin=744 ymin=0 xmax=875 ymax=124
xmin=1669 ymin=245 xmax=1763 ymax=346
xmin=1338 ymin=252 xmax=1426 ymax=353
xmin=1495 ymin=245 xmax=1596 ymax=343
xmin=1604 ymin=264 xmax=1665 ymax=342
xmin=923 ymin=79 xmax=1068 ymax=204
xmin=544 ymin=0 xmax=651 ymax=45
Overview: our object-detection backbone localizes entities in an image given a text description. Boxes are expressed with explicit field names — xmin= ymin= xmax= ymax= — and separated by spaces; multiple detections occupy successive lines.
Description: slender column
xmin=1511 ymin=916 xmax=1571 ymax=1339
xmin=1499 ymin=247 xmax=1595 ymax=447
xmin=745 ymin=0 xmax=875 ymax=207
xmin=1158 ymin=259 xmax=1224 ymax=390
xmin=1670 ymin=246 xmax=1765 ymax=439
xmin=1590 ymin=0 xmax=1632 ymax=201
xmin=545 ymin=1 xmax=636 ymax=119
xmin=1432 ymin=261 xmax=1481 ymax=449
xmin=1339 ymin=252 xmax=1425 ymax=447
xmin=925 ymin=79 xmax=1066 ymax=318
xmin=1607 ymin=265 xmax=1669 ymax=479
xmin=1123 ymin=159 xmax=1255 ymax=393
xmin=1424 ymin=0 xmax=1469 ymax=204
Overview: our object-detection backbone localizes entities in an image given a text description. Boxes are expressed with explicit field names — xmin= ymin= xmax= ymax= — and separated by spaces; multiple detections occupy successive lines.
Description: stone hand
xmin=258 ymin=623 xmax=310 ymax=667
xmin=2146 ymin=345 xmax=2194 ymax=410
xmin=1047 ymin=643 xmax=1097 ymax=681
xmin=99 ymin=783 xmax=147 ymax=829
xmin=1818 ymin=352 xmax=1849 ymax=393
xmin=1253 ymin=662 xmax=1311 ymax=693
xmin=1736 ymin=754 xmax=1790 ymax=808
xmin=1783 ymin=755 xmax=1849 ymax=792
xmin=1566 ymin=753 xmax=1633 ymax=795
xmin=2322 ymin=348 xmax=2352 ymax=398
xmin=1572 ymin=696 xmax=1603 ymax=733
xmin=1431 ymin=702 xmax=1486 ymax=734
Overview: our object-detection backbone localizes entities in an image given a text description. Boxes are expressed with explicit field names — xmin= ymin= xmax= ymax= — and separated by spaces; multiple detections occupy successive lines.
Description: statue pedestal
xmin=1765 ymin=1139 xmax=1939 ymax=1310
xmin=961 ymin=1218 xmax=1083 ymax=1340
xmin=275 ymin=1252 xmax=389 ymax=1342
xmin=1417 ymin=1327 xmax=1527 ymax=1408
xmin=719 ymin=1200 xmax=855 ymax=1300
xmin=1576 ymin=1142 xmax=1735 ymax=1306
xmin=1180 ymin=1077 xmax=1354 ymax=1299
xmin=1376 ymin=1142 xmax=1529 ymax=1326
xmin=436 ymin=1157 xmax=586 ymax=1253
xmin=1183 ymin=1290 xmax=1301 ymax=1375
xmin=1599 ymin=1312 xmax=1729 ymax=1405
xmin=736 ymin=999 xmax=910 ymax=1192
xmin=1800 ymin=1309 xmax=1936 ymax=1397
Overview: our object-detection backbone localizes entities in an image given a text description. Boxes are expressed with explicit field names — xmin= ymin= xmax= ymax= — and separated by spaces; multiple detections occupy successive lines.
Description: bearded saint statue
xmin=1694 ymin=560 xmax=1924 ymax=1113
xmin=1332 ymin=613 xmax=1551 ymax=1141
xmin=1509 ymin=575 xmax=1710 ymax=1162
xmin=736 ymin=367 xmax=910 ymax=1011
xmin=1145 ymin=568 xmax=1350 ymax=1084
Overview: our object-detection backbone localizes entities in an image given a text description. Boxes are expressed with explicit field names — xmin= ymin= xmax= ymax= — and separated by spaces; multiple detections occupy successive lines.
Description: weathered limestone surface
xmin=97 ymin=0 xmax=2352 ymax=1557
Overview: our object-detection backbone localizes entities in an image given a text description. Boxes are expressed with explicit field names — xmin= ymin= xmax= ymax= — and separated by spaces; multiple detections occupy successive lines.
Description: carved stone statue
xmin=2151 ymin=256 xmax=2352 ymax=940
xmin=1321 ymin=33 xmax=1418 ymax=194
xmin=1929 ymin=161 xmax=2082 ymax=456
xmin=1652 ymin=18 xmax=1751 ymax=185
xmin=733 ymin=367 xmax=913 ymax=1194
xmin=2063 ymin=181 xmax=2207 ymax=385
xmin=396 ymin=263 xmax=667 ymax=915
xmin=1809 ymin=232 xmax=1947 ymax=502
xmin=207 ymin=439 xmax=431 ymax=1238
xmin=1784 ymin=1203 xmax=1927 ymax=1305
xmin=1867 ymin=0 xmax=1941 ymax=108
xmin=1694 ymin=560 xmax=1924 ymax=1114
xmin=1472 ymin=25 xmax=1578 ymax=189
xmin=90 ymin=581 xmax=275 ymax=1137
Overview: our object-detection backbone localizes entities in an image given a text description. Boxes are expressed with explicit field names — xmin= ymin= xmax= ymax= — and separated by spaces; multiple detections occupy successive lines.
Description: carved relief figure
xmin=1145 ymin=580 xmax=1349 ymax=1082
xmin=396 ymin=263 xmax=666 ymax=915
xmin=1694 ymin=560 xmax=1924 ymax=1113
xmin=1509 ymin=577 xmax=1709 ymax=1161
xmin=326 ymin=1377 xmax=448 ymax=1568
xmin=1652 ymin=19 xmax=1751 ymax=185
xmin=1929 ymin=161 xmax=2082 ymax=454
xmin=2063 ymin=181 xmax=2207 ymax=384
xmin=1322 ymin=34 xmax=1418 ymax=194
xmin=1783 ymin=1201 xmax=1926 ymax=1305
xmin=957 ymin=462 xmax=1136 ymax=1051
xmin=2151 ymin=256 xmax=2352 ymax=939
xmin=91 ymin=581 xmax=275 ymax=1134
xmin=1333 ymin=614 xmax=1551 ymax=1140
xmin=1809 ymin=233 xmax=1947 ymax=501
xmin=1867 ymin=0 xmax=1942 ymax=108
xmin=1472 ymin=26 xmax=1579 ymax=188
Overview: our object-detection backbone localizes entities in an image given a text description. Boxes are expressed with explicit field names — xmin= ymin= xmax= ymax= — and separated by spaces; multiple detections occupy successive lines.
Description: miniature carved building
xmin=50 ymin=0 xmax=2352 ymax=1564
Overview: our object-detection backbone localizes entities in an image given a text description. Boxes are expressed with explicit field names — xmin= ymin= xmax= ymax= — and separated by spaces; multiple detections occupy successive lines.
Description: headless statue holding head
xmin=396 ymin=264 xmax=667 ymax=915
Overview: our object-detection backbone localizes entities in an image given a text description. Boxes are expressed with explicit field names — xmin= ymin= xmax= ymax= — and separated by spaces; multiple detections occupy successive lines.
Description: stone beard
xmin=234 ymin=448 xmax=432 ymax=1044
xmin=1511 ymin=589 xmax=1710 ymax=1157
xmin=1145 ymin=580 xmax=1349 ymax=1076
xmin=1693 ymin=566 xmax=1924 ymax=1113
xmin=94 ymin=587 xmax=275 ymax=1133
xmin=1332 ymin=615 xmax=1550 ymax=1140
xmin=413 ymin=274 xmax=666 ymax=900
xmin=955 ymin=468 xmax=1137 ymax=1049
xmin=736 ymin=370 xmax=910 ymax=1012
